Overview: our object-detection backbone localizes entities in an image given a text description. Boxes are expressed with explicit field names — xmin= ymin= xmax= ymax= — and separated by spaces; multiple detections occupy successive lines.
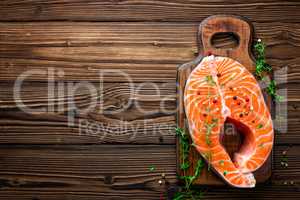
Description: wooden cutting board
xmin=176 ymin=15 xmax=272 ymax=186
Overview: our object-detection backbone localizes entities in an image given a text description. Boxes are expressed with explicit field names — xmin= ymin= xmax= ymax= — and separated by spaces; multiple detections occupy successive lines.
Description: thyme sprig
xmin=254 ymin=39 xmax=283 ymax=102
xmin=254 ymin=40 xmax=272 ymax=79
xmin=176 ymin=127 xmax=190 ymax=170
xmin=179 ymin=159 xmax=205 ymax=190
xmin=175 ymin=128 xmax=204 ymax=200
xmin=204 ymin=119 xmax=218 ymax=146
xmin=266 ymin=80 xmax=284 ymax=102
xmin=205 ymin=75 xmax=216 ymax=86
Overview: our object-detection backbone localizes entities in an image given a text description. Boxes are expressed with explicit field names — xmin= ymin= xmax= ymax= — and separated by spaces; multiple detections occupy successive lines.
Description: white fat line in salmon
xmin=215 ymin=57 xmax=232 ymax=72
xmin=257 ymin=141 xmax=273 ymax=148
xmin=207 ymin=55 xmax=231 ymax=118
xmin=184 ymin=87 xmax=217 ymax=95
xmin=187 ymin=78 xmax=207 ymax=88
xmin=222 ymin=75 xmax=254 ymax=87
xmin=255 ymin=132 xmax=273 ymax=142
xmin=222 ymin=66 xmax=245 ymax=77
xmin=251 ymin=156 xmax=264 ymax=161
xmin=193 ymin=145 xmax=223 ymax=154
xmin=187 ymin=97 xmax=206 ymax=120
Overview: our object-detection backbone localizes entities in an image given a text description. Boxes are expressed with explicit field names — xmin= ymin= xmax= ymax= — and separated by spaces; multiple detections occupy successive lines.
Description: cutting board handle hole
xmin=211 ymin=32 xmax=240 ymax=49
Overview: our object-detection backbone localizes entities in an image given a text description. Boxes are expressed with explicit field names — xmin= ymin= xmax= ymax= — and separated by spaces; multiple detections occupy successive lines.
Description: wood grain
xmin=0 ymin=22 xmax=297 ymax=145
xmin=0 ymin=22 xmax=299 ymax=48
xmin=203 ymin=185 xmax=300 ymax=200
xmin=0 ymin=22 xmax=299 ymax=82
xmin=0 ymin=1 xmax=299 ymax=22
xmin=0 ymin=4 xmax=299 ymax=198
xmin=0 ymin=81 xmax=176 ymax=144
xmin=0 ymin=145 xmax=177 ymax=200
xmin=0 ymin=185 xmax=298 ymax=200
xmin=0 ymin=145 xmax=298 ymax=200
xmin=0 ymin=82 xmax=176 ymax=111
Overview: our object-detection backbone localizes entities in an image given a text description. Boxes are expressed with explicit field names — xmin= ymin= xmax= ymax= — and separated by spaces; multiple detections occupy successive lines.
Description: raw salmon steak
xmin=184 ymin=55 xmax=274 ymax=188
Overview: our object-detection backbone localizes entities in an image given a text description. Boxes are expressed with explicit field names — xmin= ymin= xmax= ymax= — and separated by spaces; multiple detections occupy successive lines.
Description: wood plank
xmin=0 ymin=81 xmax=176 ymax=111
xmin=272 ymin=145 xmax=300 ymax=184
xmin=0 ymin=22 xmax=299 ymax=82
xmin=0 ymin=45 xmax=193 ymax=64
xmin=0 ymin=22 xmax=197 ymax=46
xmin=0 ymin=145 xmax=298 ymax=199
xmin=0 ymin=81 xmax=176 ymax=144
xmin=0 ymin=185 xmax=298 ymax=200
xmin=0 ymin=22 xmax=298 ymax=47
xmin=0 ymin=58 xmax=178 ymax=82
xmin=0 ymin=145 xmax=176 ymax=200
xmin=0 ymin=57 xmax=297 ymax=83
xmin=0 ymin=111 xmax=176 ymax=144
xmin=274 ymin=84 xmax=300 ymax=144
xmin=0 ymin=22 xmax=298 ymax=145
xmin=0 ymin=1 xmax=299 ymax=22
xmin=269 ymin=58 xmax=300 ymax=84
xmin=202 ymin=186 xmax=300 ymax=200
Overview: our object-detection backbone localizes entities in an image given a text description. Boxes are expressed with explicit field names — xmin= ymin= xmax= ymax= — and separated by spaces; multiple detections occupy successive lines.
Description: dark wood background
xmin=0 ymin=0 xmax=299 ymax=199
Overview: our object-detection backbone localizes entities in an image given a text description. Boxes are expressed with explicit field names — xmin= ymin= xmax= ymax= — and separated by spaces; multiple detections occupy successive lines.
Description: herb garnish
xmin=280 ymin=150 xmax=289 ymax=168
xmin=204 ymin=119 xmax=218 ymax=146
xmin=176 ymin=127 xmax=190 ymax=170
xmin=257 ymin=124 xmax=263 ymax=129
xmin=179 ymin=159 xmax=205 ymax=190
xmin=219 ymin=160 xmax=225 ymax=166
xmin=149 ymin=165 xmax=156 ymax=172
xmin=254 ymin=39 xmax=283 ymax=102
xmin=203 ymin=151 xmax=212 ymax=171
xmin=258 ymin=143 xmax=264 ymax=148
xmin=205 ymin=75 xmax=216 ymax=86
xmin=266 ymin=80 xmax=284 ymax=102
xmin=175 ymin=128 xmax=205 ymax=200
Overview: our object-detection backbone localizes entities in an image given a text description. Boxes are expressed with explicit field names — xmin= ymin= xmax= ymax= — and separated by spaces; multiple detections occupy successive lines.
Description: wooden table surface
xmin=0 ymin=1 xmax=299 ymax=199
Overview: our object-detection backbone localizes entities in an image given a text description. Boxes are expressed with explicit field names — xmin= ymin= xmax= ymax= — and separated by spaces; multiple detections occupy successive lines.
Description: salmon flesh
xmin=184 ymin=55 xmax=274 ymax=188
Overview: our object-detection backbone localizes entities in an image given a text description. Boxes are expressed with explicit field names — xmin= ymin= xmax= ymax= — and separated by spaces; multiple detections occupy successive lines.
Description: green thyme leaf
xmin=175 ymin=127 xmax=205 ymax=199
xmin=254 ymin=40 xmax=282 ymax=102
xmin=212 ymin=118 xmax=219 ymax=123
xmin=176 ymin=128 xmax=190 ymax=170
xmin=257 ymin=124 xmax=263 ymax=129
xmin=254 ymin=41 xmax=265 ymax=57
xmin=275 ymin=95 xmax=284 ymax=102
xmin=219 ymin=160 xmax=225 ymax=166
xmin=204 ymin=120 xmax=218 ymax=146
xmin=205 ymin=75 xmax=216 ymax=86
xmin=259 ymin=143 xmax=264 ymax=148
xmin=149 ymin=165 xmax=155 ymax=172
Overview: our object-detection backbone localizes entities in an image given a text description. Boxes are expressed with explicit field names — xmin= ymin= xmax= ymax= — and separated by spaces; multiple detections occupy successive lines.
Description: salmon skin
xmin=184 ymin=55 xmax=274 ymax=188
